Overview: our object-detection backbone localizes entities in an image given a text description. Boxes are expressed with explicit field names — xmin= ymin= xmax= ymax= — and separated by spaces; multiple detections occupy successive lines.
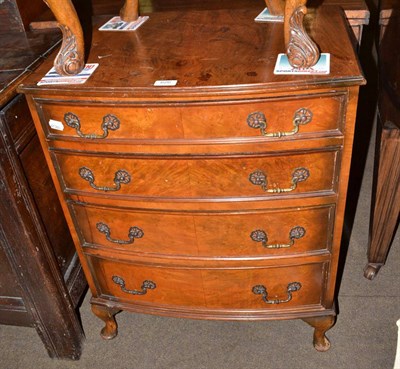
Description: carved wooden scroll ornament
xmin=43 ymin=0 xmax=138 ymax=76
xmin=266 ymin=0 xmax=320 ymax=68
xmin=43 ymin=0 xmax=85 ymax=76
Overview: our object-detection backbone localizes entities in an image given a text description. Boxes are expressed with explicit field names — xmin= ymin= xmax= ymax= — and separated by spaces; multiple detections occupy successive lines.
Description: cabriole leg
xmin=91 ymin=304 xmax=121 ymax=340
xmin=42 ymin=0 xmax=85 ymax=76
xmin=303 ymin=315 xmax=336 ymax=352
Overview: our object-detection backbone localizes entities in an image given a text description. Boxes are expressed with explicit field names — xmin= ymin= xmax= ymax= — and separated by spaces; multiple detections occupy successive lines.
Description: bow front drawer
xmin=35 ymin=92 xmax=346 ymax=142
xmin=71 ymin=202 xmax=334 ymax=257
xmin=53 ymin=150 xmax=339 ymax=199
xmin=88 ymin=256 xmax=327 ymax=314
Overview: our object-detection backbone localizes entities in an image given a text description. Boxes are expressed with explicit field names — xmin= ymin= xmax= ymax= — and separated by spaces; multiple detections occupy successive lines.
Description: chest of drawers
xmin=19 ymin=5 xmax=364 ymax=352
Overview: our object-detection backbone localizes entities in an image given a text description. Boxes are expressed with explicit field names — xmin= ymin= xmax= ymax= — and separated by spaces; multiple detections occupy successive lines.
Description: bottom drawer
xmin=88 ymin=256 xmax=328 ymax=312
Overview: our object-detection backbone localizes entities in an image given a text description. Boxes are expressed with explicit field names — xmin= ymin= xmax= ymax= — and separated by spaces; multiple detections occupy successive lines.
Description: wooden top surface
xmin=20 ymin=5 xmax=365 ymax=98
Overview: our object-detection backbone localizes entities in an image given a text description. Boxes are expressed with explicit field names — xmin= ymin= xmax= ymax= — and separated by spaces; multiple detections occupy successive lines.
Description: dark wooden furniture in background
xmin=317 ymin=0 xmax=369 ymax=47
xmin=0 ymin=0 xmax=86 ymax=360
xmin=20 ymin=3 xmax=364 ymax=351
xmin=0 ymin=0 xmax=47 ymax=32
xmin=270 ymin=0 xmax=370 ymax=47
xmin=364 ymin=0 xmax=400 ymax=280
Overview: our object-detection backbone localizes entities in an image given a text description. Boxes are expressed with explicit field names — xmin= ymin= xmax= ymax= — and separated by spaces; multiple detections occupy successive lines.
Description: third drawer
xmin=71 ymin=202 xmax=334 ymax=257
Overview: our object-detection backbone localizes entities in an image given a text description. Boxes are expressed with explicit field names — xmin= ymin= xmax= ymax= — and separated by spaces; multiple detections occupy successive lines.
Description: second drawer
xmin=71 ymin=202 xmax=334 ymax=257
xmin=54 ymin=150 xmax=339 ymax=199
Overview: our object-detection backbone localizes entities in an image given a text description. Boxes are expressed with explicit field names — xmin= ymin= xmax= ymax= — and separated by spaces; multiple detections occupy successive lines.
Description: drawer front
xmin=89 ymin=256 xmax=326 ymax=310
xmin=36 ymin=93 xmax=345 ymax=141
xmin=72 ymin=203 xmax=334 ymax=257
xmin=54 ymin=150 xmax=338 ymax=198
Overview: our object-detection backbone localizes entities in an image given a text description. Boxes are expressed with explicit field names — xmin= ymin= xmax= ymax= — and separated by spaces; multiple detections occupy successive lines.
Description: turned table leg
xmin=264 ymin=0 xmax=285 ymax=15
xmin=364 ymin=123 xmax=400 ymax=280
xmin=43 ymin=0 xmax=140 ymax=76
xmin=43 ymin=0 xmax=85 ymax=76
xmin=303 ymin=315 xmax=336 ymax=352
xmin=120 ymin=0 xmax=139 ymax=22
xmin=91 ymin=305 xmax=121 ymax=340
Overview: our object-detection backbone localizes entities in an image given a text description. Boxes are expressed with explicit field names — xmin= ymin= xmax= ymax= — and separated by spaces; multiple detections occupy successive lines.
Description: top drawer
xmin=34 ymin=92 xmax=346 ymax=142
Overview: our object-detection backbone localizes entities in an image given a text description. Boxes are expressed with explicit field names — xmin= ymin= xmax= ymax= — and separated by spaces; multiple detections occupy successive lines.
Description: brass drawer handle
xmin=64 ymin=112 xmax=120 ymax=139
xmin=249 ymin=167 xmax=309 ymax=193
xmin=250 ymin=226 xmax=306 ymax=249
xmin=96 ymin=222 xmax=144 ymax=245
xmin=78 ymin=166 xmax=131 ymax=192
xmin=112 ymin=276 xmax=156 ymax=295
xmin=252 ymin=282 xmax=302 ymax=304
xmin=247 ymin=108 xmax=312 ymax=137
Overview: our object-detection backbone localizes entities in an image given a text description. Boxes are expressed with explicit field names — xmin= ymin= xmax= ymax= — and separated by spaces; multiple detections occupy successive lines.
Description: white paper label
xmin=154 ymin=80 xmax=178 ymax=86
xmin=273 ymin=53 xmax=330 ymax=75
xmin=37 ymin=64 xmax=99 ymax=86
xmin=99 ymin=16 xmax=149 ymax=31
xmin=49 ymin=119 xmax=64 ymax=131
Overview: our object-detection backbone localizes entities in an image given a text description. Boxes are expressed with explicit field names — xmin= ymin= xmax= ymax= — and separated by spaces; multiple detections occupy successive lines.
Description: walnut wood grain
xmin=72 ymin=202 xmax=334 ymax=257
xmin=53 ymin=150 xmax=338 ymax=199
xmin=20 ymin=6 xmax=363 ymax=351
xmin=89 ymin=256 xmax=326 ymax=310
xmin=42 ymin=0 xmax=85 ymax=76
xmin=36 ymin=92 xmax=345 ymax=141
xmin=20 ymin=6 xmax=364 ymax=94
xmin=37 ymin=0 xmax=369 ymax=74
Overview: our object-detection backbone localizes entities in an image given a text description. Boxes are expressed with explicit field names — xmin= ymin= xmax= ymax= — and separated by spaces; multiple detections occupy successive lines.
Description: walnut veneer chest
xmin=19 ymin=5 xmax=365 ymax=351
